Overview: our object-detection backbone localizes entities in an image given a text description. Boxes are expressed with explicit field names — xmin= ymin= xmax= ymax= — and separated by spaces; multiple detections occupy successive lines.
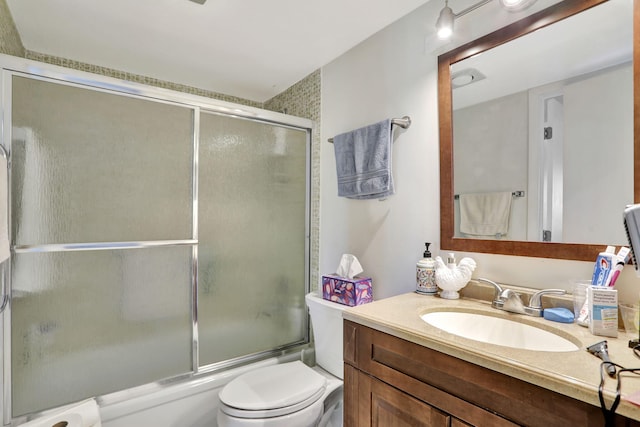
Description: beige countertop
xmin=343 ymin=290 xmax=640 ymax=421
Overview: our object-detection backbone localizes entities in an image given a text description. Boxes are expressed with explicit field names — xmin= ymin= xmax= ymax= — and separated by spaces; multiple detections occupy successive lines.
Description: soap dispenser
xmin=416 ymin=243 xmax=437 ymax=295
xmin=447 ymin=252 xmax=457 ymax=269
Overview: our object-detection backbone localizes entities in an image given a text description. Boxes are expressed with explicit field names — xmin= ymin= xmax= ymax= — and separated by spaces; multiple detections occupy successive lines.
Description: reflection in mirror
xmin=451 ymin=0 xmax=632 ymax=245
xmin=439 ymin=0 xmax=639 ymax=261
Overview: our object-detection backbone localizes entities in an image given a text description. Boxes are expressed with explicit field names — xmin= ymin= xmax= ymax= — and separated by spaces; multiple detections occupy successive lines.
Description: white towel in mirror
xmin=459 ymin=192 xmax=512 ymax=237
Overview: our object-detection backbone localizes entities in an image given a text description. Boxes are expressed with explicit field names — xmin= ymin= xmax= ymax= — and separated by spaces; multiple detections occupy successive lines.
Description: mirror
xmin=439 ymin=0 xmax=639 ymax=261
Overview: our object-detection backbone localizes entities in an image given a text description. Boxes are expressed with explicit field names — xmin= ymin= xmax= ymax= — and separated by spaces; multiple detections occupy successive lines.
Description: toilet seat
xmin=219 ymin=361 xmax=327 ymax=419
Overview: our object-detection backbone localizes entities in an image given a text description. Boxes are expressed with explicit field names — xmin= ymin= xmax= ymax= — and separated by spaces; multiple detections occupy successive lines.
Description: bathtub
xmin=99 ymin=354 xmax=301 ymax=427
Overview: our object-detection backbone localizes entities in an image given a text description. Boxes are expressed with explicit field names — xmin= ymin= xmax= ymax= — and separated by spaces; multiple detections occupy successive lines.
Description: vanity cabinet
xmin=348 ymin=369 xmax=479 ymax=426
xmin=366 ymin=374 xmax=450 ymax=426
xmin=344 ymin=320 xmax=640 ymax=427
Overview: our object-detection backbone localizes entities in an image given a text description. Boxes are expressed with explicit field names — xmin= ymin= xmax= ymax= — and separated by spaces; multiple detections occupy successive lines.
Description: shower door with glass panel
xmin=4 ymin=70 xmax=310 ymax=421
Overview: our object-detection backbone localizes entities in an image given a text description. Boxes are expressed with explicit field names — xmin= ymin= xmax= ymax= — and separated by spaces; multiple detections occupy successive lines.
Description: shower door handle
xmin=0 ymin=263 xmax=7 ymax=313
xmin=0 ymin=145 xmax=9 ymax=314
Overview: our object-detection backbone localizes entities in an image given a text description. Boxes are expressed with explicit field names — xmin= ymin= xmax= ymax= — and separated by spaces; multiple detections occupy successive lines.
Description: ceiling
xmin=6 ymin=0 xmax=432 ymax=103
xmin=451 ymin=0 xmax=632 ymax=110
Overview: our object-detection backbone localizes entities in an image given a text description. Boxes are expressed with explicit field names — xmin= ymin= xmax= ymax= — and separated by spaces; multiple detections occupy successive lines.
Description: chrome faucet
xmin=477 ymin=278 xmax=566 ymax=317
xmin=524 ymin=288 xmax=567 ymax=316
xmin=478 ymin=278 xmax=526 ymax=314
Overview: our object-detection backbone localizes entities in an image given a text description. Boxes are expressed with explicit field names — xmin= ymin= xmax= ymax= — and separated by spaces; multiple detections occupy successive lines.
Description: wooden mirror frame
xmin=439 ymin=0 xmax=639 ymax=261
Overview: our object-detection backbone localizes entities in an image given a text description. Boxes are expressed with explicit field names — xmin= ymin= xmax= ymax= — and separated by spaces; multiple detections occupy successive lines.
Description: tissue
xmin=322 ymin=254 xmax=372 ymax=306
xmin=336 ymin=254 xmax=363 ymax=279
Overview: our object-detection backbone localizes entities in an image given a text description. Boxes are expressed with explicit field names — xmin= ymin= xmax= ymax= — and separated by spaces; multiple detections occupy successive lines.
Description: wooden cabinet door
xmin=370 ymin=376 xmax=449 ymax=427
xmin=451 ymin=418 xmax=473 ymax=427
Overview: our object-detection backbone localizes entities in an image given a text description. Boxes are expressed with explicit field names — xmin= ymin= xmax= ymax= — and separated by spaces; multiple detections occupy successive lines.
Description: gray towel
xmin=333 ymin=119 xmax=394 ymax=200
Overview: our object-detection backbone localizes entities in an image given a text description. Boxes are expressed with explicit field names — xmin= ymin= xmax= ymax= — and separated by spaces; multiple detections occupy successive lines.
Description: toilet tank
xmin=305 ymin=292 xmax=348 ymax=379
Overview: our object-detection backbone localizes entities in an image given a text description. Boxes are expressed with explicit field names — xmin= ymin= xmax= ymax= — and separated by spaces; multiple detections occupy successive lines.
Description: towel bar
xmin=454 ymin=191 xmax=525 ymax=200
xmin=328 ymin=116 xmax=411 ymax=143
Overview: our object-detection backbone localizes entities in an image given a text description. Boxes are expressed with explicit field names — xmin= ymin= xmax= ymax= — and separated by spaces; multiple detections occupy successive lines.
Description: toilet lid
xmin=219 ymin=361 xmax=327 ymax=414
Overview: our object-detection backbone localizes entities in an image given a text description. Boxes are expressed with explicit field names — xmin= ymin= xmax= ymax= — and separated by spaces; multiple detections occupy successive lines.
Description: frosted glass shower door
xmin=6 ymin=70 xmax=311 ymax=420
xmin=198 ymin=112 xmax=309 ymax=365
xmin=10 ymin=76 xmax=195 ymax=417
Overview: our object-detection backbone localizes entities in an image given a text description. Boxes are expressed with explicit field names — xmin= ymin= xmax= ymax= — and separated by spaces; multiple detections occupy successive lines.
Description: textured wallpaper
xmin=24 ymin=51 xmax=263 ymax=109
xmin=0 ymin=0 xmax=25 ymax=57
xmin=265 ymin=70 xmax=321 ymax=290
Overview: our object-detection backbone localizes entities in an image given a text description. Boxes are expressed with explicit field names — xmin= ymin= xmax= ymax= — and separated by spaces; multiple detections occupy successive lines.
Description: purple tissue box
xmin=321 ymin=274 xmax=373 ymax=306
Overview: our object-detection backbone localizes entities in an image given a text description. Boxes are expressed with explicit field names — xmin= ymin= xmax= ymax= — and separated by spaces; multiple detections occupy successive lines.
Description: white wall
xmin=320 ymin=0 xmax=640 ymax=305
xmin=563 ymin=64 xmax=633 ymax=244
xmin=453 ymin=91 xmax=529 ymax=241
xmin=320 ymin=2 xmax=439 ymax=299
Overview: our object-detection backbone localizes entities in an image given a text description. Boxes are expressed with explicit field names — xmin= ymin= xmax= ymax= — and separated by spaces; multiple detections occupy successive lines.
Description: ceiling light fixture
xmin=435 ymin=2 xmax=456 ymax=39
xmin=436 ymin=0 xmax=538 ymax=40
xmin=500 ymin=0 xmax=537 ymax=11
xmin=451 ymin=68 xmax=486 ymax=89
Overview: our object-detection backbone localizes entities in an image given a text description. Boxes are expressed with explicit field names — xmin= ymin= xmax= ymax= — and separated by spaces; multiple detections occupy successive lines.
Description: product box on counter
xmin=321 ymin=274 xmax=372 ymax=306
xmin=588 ymin=287 xmax=618 ymax=338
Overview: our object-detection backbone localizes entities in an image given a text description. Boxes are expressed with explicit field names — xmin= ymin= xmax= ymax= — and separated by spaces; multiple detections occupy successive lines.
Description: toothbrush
xmin=606 ymin=247 xmax=630 ymax=287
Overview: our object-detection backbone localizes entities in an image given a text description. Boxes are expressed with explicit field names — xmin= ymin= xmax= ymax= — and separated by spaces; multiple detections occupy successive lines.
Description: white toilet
xmin=217 ymin=292 xmax=347 ymax=427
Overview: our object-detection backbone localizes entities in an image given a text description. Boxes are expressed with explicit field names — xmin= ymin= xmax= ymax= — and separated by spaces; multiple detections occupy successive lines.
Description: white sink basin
xmin=421 ymin=310 xmax=580 ymax=352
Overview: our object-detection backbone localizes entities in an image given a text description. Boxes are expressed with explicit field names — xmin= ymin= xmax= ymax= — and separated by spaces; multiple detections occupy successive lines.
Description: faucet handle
xmin=477 ymin=278 xmax=503 ymax=301
xmin=528 ymin=289 xmax=566 ymax=309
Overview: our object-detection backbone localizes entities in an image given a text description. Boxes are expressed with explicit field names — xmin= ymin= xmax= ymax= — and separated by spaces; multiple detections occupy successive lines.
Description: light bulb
xmin=435 ymin=4 xmax=455 ymax=40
